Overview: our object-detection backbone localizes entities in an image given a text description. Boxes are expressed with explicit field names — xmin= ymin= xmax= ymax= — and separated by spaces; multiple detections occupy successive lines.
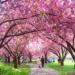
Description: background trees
xmin=3 ymin=36 xmax=25 ymax=68
xmin=49 ymin=43 xmax=68 ymax=66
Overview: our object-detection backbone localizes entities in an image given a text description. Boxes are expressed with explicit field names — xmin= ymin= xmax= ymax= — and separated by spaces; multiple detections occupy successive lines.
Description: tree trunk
xmin=74 ymin=63 xmax=75 ymax=69
xmin=70 ymin=56 xmax=75 ymax=69
xmin=74 ymin=60 xmax=75 ymax=69
xmin=29 ymin=56 xmax=32 ymax=63
xmin=58 ymin=58 xmax=61 ymax=64
xmin=58 ymin=58 xmax=64 ymax=66
xmin=18 ymin=57 xmax=20 ymax=65
xmin=60 ymin=60 xmax=64 ymax=66
xmin=13 ymin=56 xmax=18 ymax=68
xmin=45 ymin=54 xmax=47 ymax=63
xmin=5 ymin=57 xmax=7 ymax=63
xmin=67 ymin=42 xmax=75 ymax=69
xmin=7 ymin=56 xmax=10 ymax=63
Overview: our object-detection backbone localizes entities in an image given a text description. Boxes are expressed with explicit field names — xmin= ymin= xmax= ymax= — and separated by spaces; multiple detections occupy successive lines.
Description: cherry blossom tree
xmin=39 ymin=0 xmax=75 ymax=68
xmin=0 ymin=48 xmax=11 ymax=63
xmin=49 ymin=42 xmax=68 ymax=66
xmin=3 ymin=36 xmax=29 ymax=68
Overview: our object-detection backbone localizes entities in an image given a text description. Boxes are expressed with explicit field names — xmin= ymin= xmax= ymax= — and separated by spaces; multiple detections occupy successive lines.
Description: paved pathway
xmin=27 ymin=63 xmax=60 ymax=75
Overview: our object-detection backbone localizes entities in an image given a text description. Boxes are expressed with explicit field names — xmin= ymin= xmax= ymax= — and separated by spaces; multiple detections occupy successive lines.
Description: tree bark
xmin=58 ymin=58 xmax=64 ymax=66
xmin=7 ymin=56 xmax=10 ymax=63
xmin=29 ymin=56 xmax=32 ymax=63
xmin=45 ymin=54 xmax=47 ymax=63
xmin=74 ymin=59 xmax=75 ymax=69
xmin=13 ymin=56 xmax=18 ymax=68
xmin=5 ymin=57 xmax=7 ymax=63
xmin=18 ymin=56 xmax=20 ymax=65
xmin=60 ymin=60 xmax=64 ymax=66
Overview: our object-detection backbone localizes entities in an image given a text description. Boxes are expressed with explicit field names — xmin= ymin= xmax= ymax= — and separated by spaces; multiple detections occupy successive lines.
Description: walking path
xmin=27 ymin=63 xmax=60 ymax=75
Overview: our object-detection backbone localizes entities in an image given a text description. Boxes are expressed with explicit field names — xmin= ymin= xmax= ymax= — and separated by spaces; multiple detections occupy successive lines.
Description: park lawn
xmin=47 ymin=60 xmax=75 ymax=75
xmin=0 ymin=62 xmax=31 ymax=75
xmin=31 ymin=60 xmax=37 ymax=64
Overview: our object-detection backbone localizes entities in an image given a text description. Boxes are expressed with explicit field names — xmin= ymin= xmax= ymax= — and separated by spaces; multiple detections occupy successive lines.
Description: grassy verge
xmin=47 ymin=60 xmax=75 ymax=75
xmin=31 ymin=60 xmax=37 ymax=64
xmin=0 ymin=62 xmax=31 ymax=75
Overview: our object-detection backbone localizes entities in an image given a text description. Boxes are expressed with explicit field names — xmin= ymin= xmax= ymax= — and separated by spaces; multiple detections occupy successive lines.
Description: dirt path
xmin=27 ymin=63 xmax=60 ymax=75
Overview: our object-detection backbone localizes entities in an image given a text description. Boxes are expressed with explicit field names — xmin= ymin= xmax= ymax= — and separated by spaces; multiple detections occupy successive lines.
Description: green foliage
xmin=0 ymin=63 xmax=30 ymax=75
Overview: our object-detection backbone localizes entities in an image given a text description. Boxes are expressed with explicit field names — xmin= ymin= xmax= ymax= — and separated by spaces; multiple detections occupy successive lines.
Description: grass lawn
xmin=0 ymin=62 xmax=31 ymax=75
xmin=31 ymin=60 xmax=37 ymax=64
xmin=47 ymin=60 xmax=75 ymax=75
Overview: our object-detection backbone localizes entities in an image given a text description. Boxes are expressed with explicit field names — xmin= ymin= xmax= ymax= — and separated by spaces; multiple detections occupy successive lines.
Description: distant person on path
xmin=38 ymin=57 xmax=41 ymax=68
xmin=41 ymin=56 xmax=45 ymax=67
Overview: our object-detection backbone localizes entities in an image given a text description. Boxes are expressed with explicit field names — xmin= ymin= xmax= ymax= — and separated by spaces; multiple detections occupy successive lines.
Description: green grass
xmin=47 ymin=60 xmax=75 ymax=75
xmin=31 ymin=60 xmax=37 ymax=64
xmin=0 ymin=62 xmax=31 ymax=75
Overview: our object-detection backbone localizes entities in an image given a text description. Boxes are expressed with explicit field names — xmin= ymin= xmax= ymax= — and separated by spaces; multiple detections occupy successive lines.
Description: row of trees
xmin=0 ymin=0 xmax=75 ymax=68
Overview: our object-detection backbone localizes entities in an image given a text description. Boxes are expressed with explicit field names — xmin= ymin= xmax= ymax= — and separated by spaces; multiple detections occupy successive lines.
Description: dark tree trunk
xmin=13 ymin=56 xmax=18 ymax=68
xmin=18 ymin=56 xmax=20 ymax=65
xmin=45 ymin=54 xmax=47 ymax=63
xmin=74 ymin=60 xmax=75 ymax=69
xmin=58 ymin=58 xmax=61 ymax=64
xmin=60 ymin=60 xmax=64 ymax=66
xmin=67 ymin=41 xmax=75 ymax=69
xmin=58 ymin=58 xmax=64 ymax=66
xmin=74 ymin=63 xmax=75 ymax=69
xmin=29 ymin=56 xmax=32 ymax=63
xmin=7 ymin=56 xmax=10 ymax=63
xmin=5 ymin=57 xmax=7 ymax=63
